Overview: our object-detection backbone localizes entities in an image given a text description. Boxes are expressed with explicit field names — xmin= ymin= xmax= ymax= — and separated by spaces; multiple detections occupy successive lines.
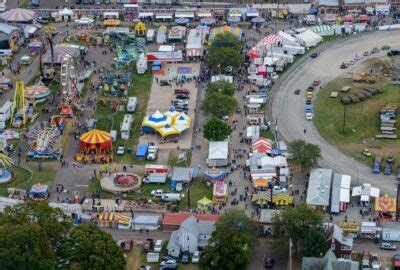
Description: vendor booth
xmin=29 ymin=184 xmax=49 ymax=201
xmin=213 ymin=181 xmax=227 ymax=203
xmin=375 ymin=194 xmax=397 ymax=222
xmin=197 ymin=197 xmax=213 ymax=211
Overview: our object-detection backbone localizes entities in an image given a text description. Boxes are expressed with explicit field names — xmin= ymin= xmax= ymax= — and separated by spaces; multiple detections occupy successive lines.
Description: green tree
xmin=0 ymin=223 xmax=54 ymax=270
xmin=201 ymin=92 xmax=238 ymax=118
xmin=272 ymin=203 xmax=324 ymax=254
xmin=301 ymin=228 xmax=328 ymax=257
xmin=0 ymin=202 xmax=70 ymax=268
xmin=203 ymin=117 xmax=232 ymax=141
xmin=208 ymin=46 xmax=243 ymax=73
xmin=59 ymin=224 xmax=126 ymax=270
xmin=289 ymin=140 xmax=321 ymax=172
xmin=212 ymin=33 xmax=243 ymax=48
xmin=200 ymin=209 xmax=258 ymax=270
xmin=206 ymin=81 xmax=235 ymax=97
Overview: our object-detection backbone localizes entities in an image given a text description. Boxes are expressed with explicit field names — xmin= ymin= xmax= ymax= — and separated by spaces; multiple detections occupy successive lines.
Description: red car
xmin=312 ymin=80 xmax=321 ymax=86
xmin=175 ymin=89 xmax=190 ymax=95
xmin=394 ymin=254 xmax=400 ymax=269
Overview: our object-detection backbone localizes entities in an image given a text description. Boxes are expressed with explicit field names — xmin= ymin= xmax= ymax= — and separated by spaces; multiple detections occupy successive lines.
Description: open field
xmin=314 ymin=57 xmax=400 ymax=166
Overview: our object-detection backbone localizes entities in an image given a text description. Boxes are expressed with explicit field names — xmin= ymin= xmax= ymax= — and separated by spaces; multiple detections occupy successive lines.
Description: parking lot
xmin=139 ymin=63 xmax=200 ymax=150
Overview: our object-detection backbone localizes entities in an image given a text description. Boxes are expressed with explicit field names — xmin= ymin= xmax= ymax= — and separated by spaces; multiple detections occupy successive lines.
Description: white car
xmin=192 ymin=251 xmax=201 ymax=263
xmin=0 ymin=5 xmax=6 ymax=12
xmin=147 ymin=146 xmax=158 ymax=160
xmin=154 ymin=240 xmax=163 ymax=253
xmin=150 ymin=189 xmax=164 ymax=197
xmin=305 ymin=112 xmax=313 ymax=121
xmin=371 ymin=261 xmax=381 ymax=269
xmin=116 ymin=145 xmax=125 ymax=155
xmin=346 ymin=60 xmax=356 ymax=65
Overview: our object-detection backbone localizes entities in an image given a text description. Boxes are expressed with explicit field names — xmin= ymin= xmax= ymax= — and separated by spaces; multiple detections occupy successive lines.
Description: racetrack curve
xmin=270 ymin=31 xmax=400 ymax=196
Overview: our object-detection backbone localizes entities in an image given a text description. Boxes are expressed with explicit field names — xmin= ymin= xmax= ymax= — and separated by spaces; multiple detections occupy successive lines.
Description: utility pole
xmin=342 ymin=104 xmax=347 ymax=135
xmin=288 ymin=238 xmax=292 ymax=270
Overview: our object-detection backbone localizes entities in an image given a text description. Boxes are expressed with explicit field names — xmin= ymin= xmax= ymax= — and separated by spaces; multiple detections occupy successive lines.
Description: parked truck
xmin=127 ymin=97 xmax=137 ymax=112
xmin=142 ymin=173 xmax=167 ymax=184
xmin=161 ymin=193 xmax=182 ymax=202
xmin=372 ymin=156 xmax=382 ymax=174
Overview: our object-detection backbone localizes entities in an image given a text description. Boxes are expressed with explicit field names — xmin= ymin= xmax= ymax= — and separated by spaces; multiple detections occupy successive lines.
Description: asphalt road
xmin=270 ymin=30 xmax=400 ymax=196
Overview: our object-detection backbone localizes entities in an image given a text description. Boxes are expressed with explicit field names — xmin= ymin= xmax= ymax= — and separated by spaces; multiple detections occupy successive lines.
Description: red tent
xmin=249 ymin=48 xmax=259 ymax=59
xmin=343 ymin=15 xmax=354 ymax=23
xmin=257 ymin=65 xmax=267 ymax=77
xmin=358 ymin=14 xmax=370 ymax=23
xmin=252 ymin=138 xmax=273 ymax=153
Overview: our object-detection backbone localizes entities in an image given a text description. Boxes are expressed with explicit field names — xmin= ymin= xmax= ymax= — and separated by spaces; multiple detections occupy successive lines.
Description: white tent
xmin=278 ymin=30 xmax=301 ymax=46
xmin=295 ymin=29 xmax=322 ymax=47
xmin=75 ymin=17 xmax=94 ymax=25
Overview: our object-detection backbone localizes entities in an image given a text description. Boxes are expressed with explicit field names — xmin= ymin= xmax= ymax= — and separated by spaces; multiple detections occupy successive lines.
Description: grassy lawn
xmin=178 ymin=178 xmax=213 ymax=211
xmin=0 ymin=166 xmax=55 ymax=197
xmin=168 ymin=149 xmax=192 ymax=167
xmin=260 ymin=130 xmax=275 ymax=140
xmin=314 ymin=76 xmax=400 ymax=163
xmin=94 ymin=69 xmax=152 ymax=164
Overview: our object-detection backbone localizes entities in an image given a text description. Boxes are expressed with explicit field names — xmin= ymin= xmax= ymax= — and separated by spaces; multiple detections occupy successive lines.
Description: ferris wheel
xmin=27 ymin=121 xmax=62 ymax=159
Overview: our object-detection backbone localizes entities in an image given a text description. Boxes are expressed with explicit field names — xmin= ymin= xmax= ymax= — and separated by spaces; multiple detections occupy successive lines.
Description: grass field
xmin=314 ymin=76 xmax=400 ymax=164
xmin=178 ymin=178 xmax=213 ymax=211
xmin=94 ymin=69 xmax=152 ymax=164
xmin=0 ymin=166 xmax=55 ymax=197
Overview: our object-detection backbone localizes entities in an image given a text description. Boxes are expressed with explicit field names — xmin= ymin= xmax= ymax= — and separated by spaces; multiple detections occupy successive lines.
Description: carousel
xmin=203 ymin=168 xmax=227 ymax=182
xmin=134 ymin=21 xmax=146 ymax=37
xmin=77 ymin=129 xmax=112 ymax=163
xmin=25 ymin=84 xmax=51 ymax=103
xmin=0 ymin=152 xmax=13 ymax=184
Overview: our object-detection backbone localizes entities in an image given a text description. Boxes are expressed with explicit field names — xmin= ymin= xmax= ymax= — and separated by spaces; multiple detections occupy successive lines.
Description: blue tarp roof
xmin=136 ymin=144 xmax=149 ymax=157
xmin=153 ymin=61 xmax=161 ymax=66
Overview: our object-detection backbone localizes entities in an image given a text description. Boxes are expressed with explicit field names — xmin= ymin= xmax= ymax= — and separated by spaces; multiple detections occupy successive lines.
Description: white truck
xmin=127 ymin=97 xmax=137 ymax=112
xmin=147 ymin=145 xmax=158 ymax=160
xmin=375 ymin=5 xmax=390 ymax=16
xmin=136 ymin=53 xmax=147 ymax=75
xmin=0 ymin=100 xmax=12 ymax=130
xmin=146 ymin=29 xmax=155 ymax=42
xmin=143 ymin=173 xmax=167 ymax=184
xmin=161 ymin=193 xmax=182 ymax=202
xmin=120 ymin=114 xmax=134 ymax=140
xmin=146 ymin=252 xmax=159 ymax=263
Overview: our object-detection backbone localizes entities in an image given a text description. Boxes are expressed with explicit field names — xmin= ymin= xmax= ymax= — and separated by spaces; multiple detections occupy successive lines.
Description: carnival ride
xmin=29 ymin=184 xmax=49 ymax=201
xmin=213 ymin=181 xmax=228 ymax=203
xmin=27 ymin=121 xmax=63 ymax=159
xmin=77 ymin=129 xmax=113 ymax=163
xmin=10 ymin=81 xmax=28 ymax=128
xmin=0 ymin=152 xmax=13 ymax=184
xmin=39 ymin=36 xmax=55 ymax=82
xmin=134 ymin=21 xmax=146 ymax=37
xmin=60 ymin=55 xmax=81 ymax=117
xmin=100 ymin=172 xmax=141 ymax=193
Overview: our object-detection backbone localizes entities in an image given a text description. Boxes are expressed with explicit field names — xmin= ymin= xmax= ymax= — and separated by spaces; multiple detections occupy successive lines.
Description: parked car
xmin=372 ymin=156 xmax=382 ymax=174
xmin=294 ymin=89 xmax=301 ymax=95
xmin=306 ymin=98 xmax=312 ymax=105
xmin=176 ymin=94 xmax=190 ymax=100
xmin=143 ymin=239 xmax=154 ymax=253
xmin=160 ymin=260 xmax=178 ymax=268
xmin=192 ymin=251 xmax=201 ymax=263
xmin=154 ymin=240 xmax=163 ymax=253
xmin=384 ymin=164 xmax=392 ymax=175
xmin=162 ymin=256 xmax=176 ymax=262
xmin=305 ymin=112 xmax=313 ymax=121
xmin=362 ymin=149 xmax=372 ymax=157
xmin=265 ymin=258 xmax=274 ymax=268
xmin=393 ymin=254 xmax=400 ymax=268
xmin=312 ymin=80 xmax=321 ymax=86
xmin=381 ymin=243 xmax=397 ymax=250
xmin=181 ymin=251 xmax=190 ymax=264
xmin=160 ymin=80 xmax=171 ymax=86
xmin=346 ymin=60 xmax=356 ymax=65
xmin=310 ymin=52 xmax=320 ymax=58
xmin=174 ymin=89 xmax=190 ymax=95
xmin=116 ymin=145 xmax=125 ymax=155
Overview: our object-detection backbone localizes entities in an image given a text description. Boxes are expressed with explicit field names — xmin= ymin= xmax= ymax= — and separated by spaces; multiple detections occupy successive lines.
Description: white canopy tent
xmin=295 ymin=29 xmax=322 ymax=47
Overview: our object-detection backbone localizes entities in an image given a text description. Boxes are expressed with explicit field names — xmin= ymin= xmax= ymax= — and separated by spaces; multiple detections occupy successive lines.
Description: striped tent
xmin=142 ymin=110 xmax=172 ymax=130
xmin=252 ymin=177 xmax=269 ymax=188
xmin=311 ymin=25 xmax=334 ymax=36
xmin=252 ymin=191 xmax=293 ymax=206
xmin=252 ymin=138 xmax=273 ymax=153
xmin=174 ymin=112 xmax=191 ymax=126
xmin=25 ymin=85 xmax=51 ymax=100
xmin=0 ymin=8 xmax=35 ymax=23
xmin=158 ymin=124 xmax=180 ymax=138
xmin=262 ymin=34 xmax=283 ymax=48
xmin=175 ymin=17 xmax=189 ymax=25
xmin=209 ymin=25 xmax=243 ymax=45
xmin=164 ymin=107 xmax=180 ymax=119
xmin=200 ymin=17 xmax=216 ymax=25
xmin=79 ymin=129 xmax=112 ymax=151
xmin=103 ymin=19 xmax=121 ymax=26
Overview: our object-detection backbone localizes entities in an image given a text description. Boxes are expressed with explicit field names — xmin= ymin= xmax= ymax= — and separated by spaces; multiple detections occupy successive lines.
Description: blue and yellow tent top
xmin=209 ymin=25 xmax=242 ymax=45
xmin=0 ymin=8 xmax=35 ymax=23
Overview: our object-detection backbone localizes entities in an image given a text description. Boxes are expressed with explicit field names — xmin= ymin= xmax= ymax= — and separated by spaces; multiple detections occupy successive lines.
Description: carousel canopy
xmin=252 ymin=138 xmax=273 ymax=154
xmin=80 ymin=129 xmax=112 ymax=146
xmin=104 ymin=19 xmax=121 ymax=26
xmin=25 ymin=85 xmax=51 ymax=100
xmin=198 ymin=197 xmax=212 ymax=206
xmin=203 ymin=168 xmax=226 ymax=180
xmin=209 ymin=25 xmax=242 ymax=44
xmin=200 ymin=17 xmax=216 ymax=25
xmin=175 ymin=17 xmax=189 ymax=25
xmin=0 ymin=8 xmax=35 ymax=23
xmin=0 ymin=153 xmax=13 ymax=168
xmin=29 ymin=184 xmax=49 ymax=196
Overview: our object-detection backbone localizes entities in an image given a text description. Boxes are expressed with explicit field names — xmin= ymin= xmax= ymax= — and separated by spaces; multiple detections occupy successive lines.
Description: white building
xmin=306 ymin=168 xmax=333 ymax=210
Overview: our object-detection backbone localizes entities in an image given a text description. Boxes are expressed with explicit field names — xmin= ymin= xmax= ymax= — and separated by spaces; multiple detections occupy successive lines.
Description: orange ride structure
xmin=77 ymin=129 xmax=112 ymax=163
